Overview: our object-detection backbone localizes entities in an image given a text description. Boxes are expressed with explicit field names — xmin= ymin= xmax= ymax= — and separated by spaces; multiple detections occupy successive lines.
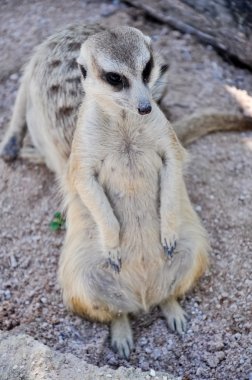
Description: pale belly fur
xmin=78 ymin=147 xmax=187 ymax=314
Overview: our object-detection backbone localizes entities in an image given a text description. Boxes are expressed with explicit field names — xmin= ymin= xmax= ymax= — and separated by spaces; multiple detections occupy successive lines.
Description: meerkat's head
xmin=77 ymin=26 xmax=168 ymax=115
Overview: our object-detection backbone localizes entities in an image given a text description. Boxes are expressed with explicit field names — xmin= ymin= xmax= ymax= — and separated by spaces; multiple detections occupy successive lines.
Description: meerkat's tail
xmin=0 ymin=73 xmax=28 ymax=161
xmin=172 ymin=111 xmax=252 ymax=146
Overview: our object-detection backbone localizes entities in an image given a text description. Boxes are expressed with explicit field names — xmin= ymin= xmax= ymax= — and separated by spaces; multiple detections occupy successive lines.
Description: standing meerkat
xmin=1 ymin=23 xmax=251 ymax=358
xmin=58 ymin=26 xmax=209 ymax=358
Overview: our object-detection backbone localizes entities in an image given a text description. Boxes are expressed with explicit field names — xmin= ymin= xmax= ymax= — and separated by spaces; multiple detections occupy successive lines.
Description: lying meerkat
xmin=1 ymin=24 xmax=251 ymax=175
xmin=57 ymin=26 xmax=209 ymax=359
xmin=0 ymin=23 xmax=169 ymax=176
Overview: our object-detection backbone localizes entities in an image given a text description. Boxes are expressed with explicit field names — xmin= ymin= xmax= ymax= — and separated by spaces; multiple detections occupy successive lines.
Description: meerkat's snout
xmin=138 ymin=100 xmax=152 ymax=115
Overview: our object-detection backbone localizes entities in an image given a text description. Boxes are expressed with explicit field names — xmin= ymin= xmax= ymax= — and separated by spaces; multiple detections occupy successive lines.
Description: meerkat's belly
xmin=97 ymin=149 xmax=169 ymax=309
xmin=99 ymin=149 xmax=162 ymax=231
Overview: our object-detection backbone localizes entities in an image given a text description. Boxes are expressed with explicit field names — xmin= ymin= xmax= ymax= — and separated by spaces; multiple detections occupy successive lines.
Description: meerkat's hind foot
xmin=0 ymin=135 xmax=22 ymax=161
xmin=111 ymin=314 xmax=134 ymax=359
xmin=160 ymin=297 xmax=187 ymax=335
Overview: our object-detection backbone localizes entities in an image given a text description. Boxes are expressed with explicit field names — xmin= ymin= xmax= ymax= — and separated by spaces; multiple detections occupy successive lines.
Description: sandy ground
xmin=0 ymin=1 xmax=252 ymax=380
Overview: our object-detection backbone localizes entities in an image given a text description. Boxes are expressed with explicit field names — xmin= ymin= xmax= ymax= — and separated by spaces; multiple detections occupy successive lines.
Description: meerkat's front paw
xmin=162 ymin=236 xmax=177 ymax=257
xmin=107 ymin=247 xmax=122 ymax=274
xmin=101 ymin=220 xmax=121 ymax=273
xmin=161 ymin=228 xmax=178 ymax=258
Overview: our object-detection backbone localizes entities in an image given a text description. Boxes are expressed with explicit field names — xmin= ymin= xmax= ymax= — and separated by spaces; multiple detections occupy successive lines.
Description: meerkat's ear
xmin=160 ymin=64 xmax=169 ymax=75
xmin=78 ymin=63 xmax=87 ymax=79
xmin=77 ymin=47 xmax=88 ymax=79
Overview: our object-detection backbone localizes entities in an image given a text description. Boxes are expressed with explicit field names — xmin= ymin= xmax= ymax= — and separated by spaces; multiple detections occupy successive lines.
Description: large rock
xmin=125 ymin=0 xmax=252 ymax=69
xmin=0 ymin=331 xmax=178 ymax=380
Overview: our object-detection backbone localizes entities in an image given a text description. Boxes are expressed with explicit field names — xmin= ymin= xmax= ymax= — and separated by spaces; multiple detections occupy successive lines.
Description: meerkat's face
xmin=77 ymin=27 xmax=168 ymax=115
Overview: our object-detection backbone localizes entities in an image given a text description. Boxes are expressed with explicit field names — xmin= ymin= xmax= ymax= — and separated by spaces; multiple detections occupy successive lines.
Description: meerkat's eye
xmin=105 ymin=72 xmax=122 ymax=87
xmin=142 ymin=57 xmax=153 ymax=83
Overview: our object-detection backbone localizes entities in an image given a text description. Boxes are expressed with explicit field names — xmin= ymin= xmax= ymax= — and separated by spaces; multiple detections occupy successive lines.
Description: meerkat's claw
xmin=108 ymin=257 xmax=121 ymax=273
xmin=163 ymin=238 xmax=176 ymax=257
xmin=108 ymin=249 xmax=121 ymax=273
xmin=112 ymin=337 xmax=133 ymax=359
xmin=172 ymin=315 xmax=187 ymax=334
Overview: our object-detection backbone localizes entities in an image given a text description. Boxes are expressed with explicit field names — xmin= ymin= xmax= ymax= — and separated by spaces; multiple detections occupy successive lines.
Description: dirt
xmin=0 ymin=1 xmax=251 ymax=380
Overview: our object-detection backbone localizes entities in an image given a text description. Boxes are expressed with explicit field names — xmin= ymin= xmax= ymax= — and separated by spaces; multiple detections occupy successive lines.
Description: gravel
xmin=0 ymin=1 xmax=251 ymax=379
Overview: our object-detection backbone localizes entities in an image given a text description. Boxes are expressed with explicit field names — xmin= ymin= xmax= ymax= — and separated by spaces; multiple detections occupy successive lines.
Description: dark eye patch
xmin=142 ymin=56 xmax=153 ymax=83
xmin=103 ymin=72 xmax=129 ymax=91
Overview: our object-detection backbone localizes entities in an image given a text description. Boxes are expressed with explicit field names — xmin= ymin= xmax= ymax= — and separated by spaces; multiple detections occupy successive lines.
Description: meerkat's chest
xmin=98 ymin=130 xmax=162 ymax=195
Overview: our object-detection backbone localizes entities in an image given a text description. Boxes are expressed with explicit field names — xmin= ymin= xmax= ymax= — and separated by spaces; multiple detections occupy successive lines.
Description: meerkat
xmin=56 ymin=26 xmax=209 ymax=359
xmin=0 ymin=23 xmax=169 ymax=177
xmin=1 ymin=24 xmax=251 ymax=176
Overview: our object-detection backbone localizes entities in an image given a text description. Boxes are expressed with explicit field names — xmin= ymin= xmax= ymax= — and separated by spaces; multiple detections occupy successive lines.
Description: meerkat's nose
xmin=138 ymin=101 xmax=152 ymax=115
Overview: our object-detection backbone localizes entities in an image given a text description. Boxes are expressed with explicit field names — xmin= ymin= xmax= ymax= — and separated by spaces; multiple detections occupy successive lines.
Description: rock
xmin=0 ymin=332 xmax=178 ymax=380
xmin=10 ymin=73 xmax=18 ymax=81
xmin=152 ymin=348 xmax=162 ymax=360
xmin=10 ymin=254 xmax=18 ymax=268
xmin=141 ymin=361 xmax=150 ymax=371
xmin=208 ymin=336 xmax=224 ymax=352
xmin=4 ymin=290 xmax=11 ymax=300
xmin=150 ymin=369 xmax=156 ymax=377
xmin=204 ymin=351 xmax=225 ymax=368
xmin=139 ymin=337 xmax=148 ymax=346
xmin=195 ymin=205 xmax=202 ymax=212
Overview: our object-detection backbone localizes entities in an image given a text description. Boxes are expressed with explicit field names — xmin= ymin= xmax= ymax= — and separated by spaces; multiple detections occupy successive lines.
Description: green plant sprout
xmin=50 ymin=211 xmax=65 ymax=231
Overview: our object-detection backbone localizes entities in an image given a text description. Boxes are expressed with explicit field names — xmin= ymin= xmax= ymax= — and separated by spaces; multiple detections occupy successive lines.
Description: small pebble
xmin=152 ymin=348 xmax=161 ymax=360
xmin=141 ymin=361 xmax=150 ymax=371
xmin=195 ymin=205 xmax=202 ymax=212
xmin=150 ymin=369 xmax=156 ymax=377
xmin=10 ymin=254 xmax=18 ymax=268
xmin=10 ymin=73 xmax=18 ymax=81
xmin=196 ymin=367 xmax=204 ymax=376
xmin=4 ymin=290 xmax=11 ymax=300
